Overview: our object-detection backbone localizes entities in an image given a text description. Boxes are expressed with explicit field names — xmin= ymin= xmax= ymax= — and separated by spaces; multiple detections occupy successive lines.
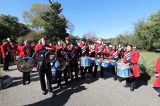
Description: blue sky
xmin=0 ymin=0 xmax=160 ymax=38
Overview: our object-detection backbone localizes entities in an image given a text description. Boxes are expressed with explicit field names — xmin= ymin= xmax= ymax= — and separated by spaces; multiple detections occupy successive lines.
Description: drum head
xmin=103 ymin=60 xmax=110 ymax=63
xmin=57 ymin=60 xmax=66 ymax=71
xmin=90 ymin=57 xmax=95 ymax=60
xmin=54 ymin=60 xmax=61 ymax=68
xmin=17 ymin=57 xmax=35 ymax=72
xmin=95 ymin=59 xmax=102 ymax=62
xmin=117 ymin=62 xmax=124 ymax=66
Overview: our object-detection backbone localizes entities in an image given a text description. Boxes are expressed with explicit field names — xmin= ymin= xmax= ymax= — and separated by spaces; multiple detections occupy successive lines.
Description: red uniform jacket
xmin=0 ymin=45 xmax=1 ymax=55
xmin=35 ymin=44 xmax=54 ymax=52
xmin=35 ymin=44 xmax=43 ymax=52
xmin=1 ymin=44 xmax=12 ymax=59
xmin=55 ymin=44 xmax=62 ymax=52
xmin=153 ymin=57 xmax=160 ymax=88
xmin=95 ymin=44 xmax=106 ymax=60
xmin=10 ymin=43 xmax=16 ymax=54
xmin=17 ymin=44 xmax=23 ymax=57
xmin=78 ymin=43 xmax=89 ymax=57
xmin=108 ymin=50 xmax=120 ymax=60
xmin=18 ymin=45 xmax=33 ymax=59
xmin=123 ymin=50 xmax=140 ymax=78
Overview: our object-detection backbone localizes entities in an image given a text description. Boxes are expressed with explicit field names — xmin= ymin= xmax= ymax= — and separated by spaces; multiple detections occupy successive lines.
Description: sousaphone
xmin=17 ymin=57 xmax=35 ymax=72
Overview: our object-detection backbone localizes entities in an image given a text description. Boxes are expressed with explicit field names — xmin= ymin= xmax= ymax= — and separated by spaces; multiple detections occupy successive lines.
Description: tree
xmin=41 ymin=0 xmax=68 ymax=41
xmin=82 ymin=32 xmax=98 ymax=44
xmin=108 ymin=10 xmax=160 ymax=50
xmin=17 ymin=32 xmax=43 ymax=44
xmin=23 ymin=3 xmax=51 ymax=30
xmin=134 ymin=10 xmax=160 ymax=50
xmin=0 ymin=14 xmax=30 ymax=42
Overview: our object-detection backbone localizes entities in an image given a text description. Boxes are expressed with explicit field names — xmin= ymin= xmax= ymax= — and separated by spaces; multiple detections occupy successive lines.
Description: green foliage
xmin=138 ymin=51 xmax=160 ymax=83
xmin=17 ymin=32 xmax=43 ymax=44
xmin=110 ymin=10 xmax=160 ymax=50
xmin=0 ymin=14 xmax=30 ymax=42
xmin=23 ymin=3 xmax=51 ymax=30
xmin=41 ymin=1 xmax=68 ymax=41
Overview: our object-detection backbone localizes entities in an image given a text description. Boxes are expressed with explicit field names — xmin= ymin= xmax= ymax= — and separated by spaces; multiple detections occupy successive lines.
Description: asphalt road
xmin=0 ymin=65 xmax=159 ymax=106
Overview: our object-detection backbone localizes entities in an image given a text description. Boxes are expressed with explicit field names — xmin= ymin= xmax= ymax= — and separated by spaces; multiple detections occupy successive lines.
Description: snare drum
xmin=54 ymin=60 xmax=61 ymax=68
xmin=95 ymin=59 xmax=102 ymax=66
xmin=116 ymin=61 xmax=124 ymax=66
xmin=117 ymin=65 xmax=132 ymax=78
xmin=109 ymin=60 xmax=116 ymax=66
xmin=80 ymin=57 xmax=91 ymax=67
xmin=90 ymin=57 xmax=95 ymax=65
xmin=101 ymin=60 xmax=110 ymax=67
xmin=51 ymin=65 xmax=56 ymax=80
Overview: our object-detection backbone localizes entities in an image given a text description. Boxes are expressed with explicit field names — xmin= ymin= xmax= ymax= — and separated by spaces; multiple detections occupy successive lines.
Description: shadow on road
xmin=5 ymin=72 xmax=40 ymax=89
xmin=25 ymin=69 xmax=114 ymax=106
xmin=135 ymin=73 xmax=151 ymax=89
xmin=26 ymin=75 xmax=99 ymax=106
xmin=135 ymin=63 xmax=151 ymax=89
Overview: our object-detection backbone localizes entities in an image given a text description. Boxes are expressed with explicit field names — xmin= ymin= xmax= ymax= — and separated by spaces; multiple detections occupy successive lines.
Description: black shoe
xmin=118 ymin=78 xmax=123 ymax=82
xmin=59 ymin=85 xmax=63 ymax=89
xmin=158 ymin=94 xmax=160 ymax=97
xmin=3 ymin=69 xmax=9 ymax=71
xmin=123 ymin=84 xmax=129 ymax=88
xmin=101 ymin=76 xmax=104 ymax=78
xmin=22 ymin=80 xmax=26 ymax=85
xmin=22 ymin=82 xmax=26 ymax=85
xmin=65 ymin=81 xmax=70 ymax=85
xmin=71 ymin=77 xmax=74 ymax=81
xmin=75 ymin=78 xmax=80 ymax=81
xmin=81 ymin=76 xmax=86 ymax=80
xmin=42 ymin=90 xmax=48 ymax=95
xmin=26 ymin=81 xmax=30 ymax=84
xmin=113 ymin=77 xmax=117 ymax=81
xmin=130 ymin=88 xmax=134 ymax=92
xmin=93 ymin=75 xmax=96 ymax=78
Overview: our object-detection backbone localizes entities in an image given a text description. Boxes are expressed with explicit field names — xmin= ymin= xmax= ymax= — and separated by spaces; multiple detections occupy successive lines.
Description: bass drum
xmin=17 ymin=57 xmax=35 ymax=72
xmin=55 ymin=60 xmax=66 ymax=71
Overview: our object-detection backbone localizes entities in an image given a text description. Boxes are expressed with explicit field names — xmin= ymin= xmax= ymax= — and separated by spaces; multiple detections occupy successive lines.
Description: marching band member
xmin=6 ymin=38 xmax=12 ymax=63
xmin=69 ymin=42 xmax=79 ymax=81
xmin=55 ymin=41 xmax=62 ymax=52
xmin=0 ymin=42 xmax=3 ymax=64
xmin=78 ymin=38 xmax=89 ymax=79
xmin=94 ymin=38 xmax=107 ymax=78
xmin=18 ymin=41 xmax=33 ymax=85
xmin=153 ymin=57 xmax=160 ymax=97
xmin=35 ymin=38 xmax=54 ymax=95
xmin=57 ymin=42 xmax=70 ymax=85
xmin=123 ymin=45 xmax=140 ymax=91
xmin=108 ymin=45 xmax=119 ymax=61
xmin=65 ymin=35 xmax=71 ymax=78
xmin=10 ymin=42 xmax=16 ymax=64
xmin=108 ymin=45 xmax=120 ymax=80
xmin=65 ymin=35 xmax=71 ymax=46
xmin=1 ymin=39 xmax=12 ymax=71
xmin=88 ymin=44 xmax=95 ymax=74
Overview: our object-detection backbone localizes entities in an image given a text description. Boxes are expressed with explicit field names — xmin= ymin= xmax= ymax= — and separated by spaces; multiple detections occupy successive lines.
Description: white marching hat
xmin=7 ymin=38 xmax=11 ymax=42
